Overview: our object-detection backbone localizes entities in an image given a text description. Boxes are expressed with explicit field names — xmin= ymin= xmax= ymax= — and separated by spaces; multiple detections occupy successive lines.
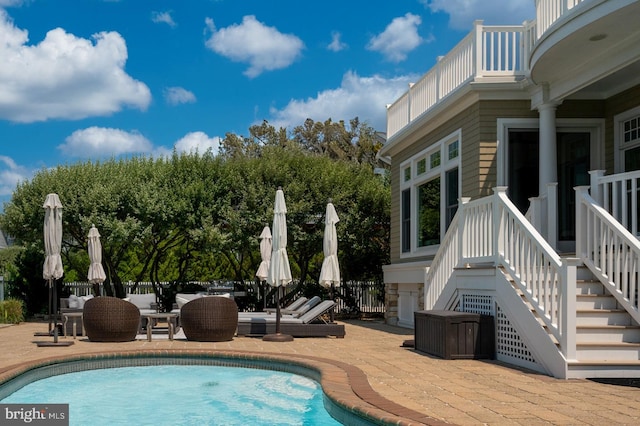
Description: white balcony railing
xmin=386 ymin=21 xmax=534 ymax=140
xmin=536 ymin=0 xmax=586 ymax=37
xmin=386 ymin=0 xmax=587 ymax=141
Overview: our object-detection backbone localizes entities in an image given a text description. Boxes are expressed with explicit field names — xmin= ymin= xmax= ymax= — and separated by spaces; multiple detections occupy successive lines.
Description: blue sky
xmin=0 ymin=0 xmax=535 ymax=208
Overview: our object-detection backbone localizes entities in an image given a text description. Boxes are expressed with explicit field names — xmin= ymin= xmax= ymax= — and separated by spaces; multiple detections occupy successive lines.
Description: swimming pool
xmin=0 ymin=355 xmax=378 ymax=425
xmin=2 ymin=365 xmax=341 ymax=425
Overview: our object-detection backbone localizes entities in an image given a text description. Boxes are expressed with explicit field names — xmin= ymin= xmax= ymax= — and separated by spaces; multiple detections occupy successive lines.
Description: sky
xmin=0 ymin=0 xmax=535 ymax=209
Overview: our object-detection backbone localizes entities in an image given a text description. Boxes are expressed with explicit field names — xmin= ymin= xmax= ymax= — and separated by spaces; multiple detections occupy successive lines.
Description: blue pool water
xmin=2 ymin=365 xmax=343 ymax=425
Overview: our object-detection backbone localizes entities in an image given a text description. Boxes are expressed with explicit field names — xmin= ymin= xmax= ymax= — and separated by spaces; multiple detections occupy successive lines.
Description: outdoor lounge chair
xmin=180 ymin=296 xmax=238 ymax=342
xmin=83 ymin=296 xmax=141 ymax=342
xmin=236 ymin=300 xmax=345 ymax=338
xmin=238 ymin=295 xmax=321 ymax=318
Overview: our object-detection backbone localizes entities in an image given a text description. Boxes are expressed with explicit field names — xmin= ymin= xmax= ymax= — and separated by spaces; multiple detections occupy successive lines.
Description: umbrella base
xmin=35 ymin=341 xmax=74 ymax=347
xmin=262 ymin=333 xmax=294 ymax=342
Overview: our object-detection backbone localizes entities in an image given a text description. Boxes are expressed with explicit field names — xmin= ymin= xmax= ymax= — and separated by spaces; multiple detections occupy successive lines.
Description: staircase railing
xmin=425 ymin=187 xmax=577 ymax=357
xmin=576 ymin=186 xmax=640 ymax=324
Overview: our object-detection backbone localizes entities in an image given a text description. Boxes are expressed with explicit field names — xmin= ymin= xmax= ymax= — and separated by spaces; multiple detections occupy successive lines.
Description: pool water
xmin=2 ymin=365 xmax=343 ymax=425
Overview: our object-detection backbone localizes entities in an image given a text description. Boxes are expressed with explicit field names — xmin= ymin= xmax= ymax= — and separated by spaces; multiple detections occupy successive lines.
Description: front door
xmin=507 ymin=129 xmax=591 ymax=253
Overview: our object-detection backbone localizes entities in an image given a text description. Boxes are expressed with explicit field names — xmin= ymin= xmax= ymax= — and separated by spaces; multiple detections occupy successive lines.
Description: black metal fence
xmin=64 ymin=279 xmax=386 ymax=314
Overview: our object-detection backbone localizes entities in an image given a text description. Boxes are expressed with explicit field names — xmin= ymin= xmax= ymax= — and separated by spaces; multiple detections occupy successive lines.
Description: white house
xmin=380 ymin=0 xmax=640 ymax=378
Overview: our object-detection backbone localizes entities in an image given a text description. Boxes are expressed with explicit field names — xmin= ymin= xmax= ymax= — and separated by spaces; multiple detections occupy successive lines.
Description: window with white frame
xmin=615 ymin=106 xmax=640 ymax=172
xmin=400 ymin=131 xmax=461 ymax=256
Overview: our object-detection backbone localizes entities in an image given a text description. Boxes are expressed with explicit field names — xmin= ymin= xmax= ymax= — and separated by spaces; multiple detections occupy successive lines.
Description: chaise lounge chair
xmin=237 ymin=300 xmax=345 ymax=338
xmin=238 ymin=296 xmax=321 ymax=318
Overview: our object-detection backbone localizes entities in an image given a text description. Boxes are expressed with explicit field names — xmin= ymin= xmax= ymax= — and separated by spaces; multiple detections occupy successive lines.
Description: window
xmin=430 ymin=151 xmax=441 ymax=168
xmin=399 ymin=130 xmax=461 ymax=256
xmin=403 ymin=166 xmax=411 ymax=182
xmin=401 ymin=189 xmax=411 ymax=253
xmin=417 ymin=178 xmax=440 ymax=247
xmin=615 ymin=107 xmax=640 ymax=173
xmin=448 ymin=140 xmax=459 ymax=160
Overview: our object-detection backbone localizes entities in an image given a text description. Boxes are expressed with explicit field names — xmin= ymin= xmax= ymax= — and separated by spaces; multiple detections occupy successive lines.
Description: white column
xmin=537 ymin=103 xmax=558 ymax=195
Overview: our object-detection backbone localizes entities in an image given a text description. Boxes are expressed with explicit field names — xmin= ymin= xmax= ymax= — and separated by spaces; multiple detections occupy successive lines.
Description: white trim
xmin=614 ymin=105 xmax=640 ymax=173
xmin=398 ymin=130 xmax=462 ymax=259
xmin=497 ymin=118 xmax=605 ymax=187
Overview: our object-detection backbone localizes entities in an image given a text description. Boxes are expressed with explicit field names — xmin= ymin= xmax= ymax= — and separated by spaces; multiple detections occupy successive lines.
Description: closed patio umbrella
xmin=87 ymin=224 xmax=106 ymax=289
xmin=264 ymin=188 xmax=293 ymax=342
xmin=255 ymin=226 xmax=272 ymax=310
xmin=319 ymin=200 xmax=340 ymax=322
xmin=39 ymin=193 xmax=72 ymax=346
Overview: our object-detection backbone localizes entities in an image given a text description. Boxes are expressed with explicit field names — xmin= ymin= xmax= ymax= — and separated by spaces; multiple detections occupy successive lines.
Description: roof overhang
xmin=380 ymin=80 xmax=530 ymax=159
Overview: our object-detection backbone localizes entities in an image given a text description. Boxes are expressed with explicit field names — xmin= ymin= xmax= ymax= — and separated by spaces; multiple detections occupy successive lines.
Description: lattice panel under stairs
xmin=460 ymin=294 xmax=538 ymax=366
xmin=495 ymin=304 xmax=537 ymax=365
xmin=459 ymin=294 xmax=493 ymax=316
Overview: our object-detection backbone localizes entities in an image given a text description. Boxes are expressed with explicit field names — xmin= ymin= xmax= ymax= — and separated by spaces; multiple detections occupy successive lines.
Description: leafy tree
xmin=1 ymin=117 xmax=390 ymax=314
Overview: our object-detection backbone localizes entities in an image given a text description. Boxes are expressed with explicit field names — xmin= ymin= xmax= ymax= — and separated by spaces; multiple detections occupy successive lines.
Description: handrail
xmin=425 ymin=187 xmax=572 ymax=352
xmin=590 ymin=169 xmax=640 ymax=236
xmin=423 ymin=201 xmax=463 ymax=310
xmin=536 ymin=0 xmax=585 ymax=37
xmin=386 ymin=21 xmax=529 ymax=140
xmin=492 ymin=188 xmax=566 ymax=346
xmin=576 ymin=187 xmax=640 ymax=323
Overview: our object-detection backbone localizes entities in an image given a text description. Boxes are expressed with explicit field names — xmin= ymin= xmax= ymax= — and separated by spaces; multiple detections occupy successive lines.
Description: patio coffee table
xmin=143 ymin=313 xmax=178 ymax=341
xmin=62 ymin=312 xmax=84 ymax=339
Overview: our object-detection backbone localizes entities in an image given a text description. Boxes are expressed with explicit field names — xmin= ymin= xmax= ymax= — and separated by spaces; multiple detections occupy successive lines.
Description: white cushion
xmin=175 ymin=293 xmax=204 ymax=308
xmin=80 ymin=295 xmax=94 ymax=308
xmin=213 ymin=293 xmax=231 ymax=298
xmin=68 ymin=295 xmax=80 ymax=309
xmin=126 ymin=293 xmax=156 ymax=309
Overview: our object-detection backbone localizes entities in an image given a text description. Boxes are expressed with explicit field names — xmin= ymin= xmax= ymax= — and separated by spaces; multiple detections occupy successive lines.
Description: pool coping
xmin=0 ymin=349 xmax=449 ymax=426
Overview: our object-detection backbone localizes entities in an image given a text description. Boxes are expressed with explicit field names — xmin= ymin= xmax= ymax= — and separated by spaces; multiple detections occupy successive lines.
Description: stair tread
xmin=568 ymin=360 xmax=640 ymax=366
xmin=577 ymin=341 xmax=640 ymax=347
xmin=577 ymin=309 xmax=626 ymax=313
xmin=577 ymin=324 xmax=640 ymax=329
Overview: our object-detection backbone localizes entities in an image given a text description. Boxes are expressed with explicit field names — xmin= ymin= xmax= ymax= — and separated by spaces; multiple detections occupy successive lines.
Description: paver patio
xmin=1 ymin=319 xmax=639 ymax=425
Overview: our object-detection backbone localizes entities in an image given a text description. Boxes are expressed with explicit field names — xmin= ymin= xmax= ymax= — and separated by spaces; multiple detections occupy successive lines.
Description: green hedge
xmin=0 ymin=299 xmax=24 ymax=324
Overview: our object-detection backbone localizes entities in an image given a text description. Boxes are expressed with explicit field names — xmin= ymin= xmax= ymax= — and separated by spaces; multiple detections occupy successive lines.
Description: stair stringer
xmin=494 ymin=268 xmax=569 ymax=379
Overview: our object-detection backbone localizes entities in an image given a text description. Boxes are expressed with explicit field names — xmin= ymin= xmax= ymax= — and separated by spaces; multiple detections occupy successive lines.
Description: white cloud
xmin=59 ymin=127 xmax=153 ymax=158
xmin=423 ymin=0 xmax=535 ymax=30
xmin=204 ymin=15 xmax=304 ymax=78
xmin=174 ymin=132 xmax=220 ymax=155
xmin=327 ymin=31 xmax=347 ymax=52
xmin=0 ymin=0 xmax=25 ymax=7
xmin=151 ymin=11 xmax=176 ymax=28
xmin=0 ymin=155 xmax=29 ymax=197
xmin=267 ymin=70 xmax=418 ymax=132
xmin=0 ymin=10 xmax=151 ymax=123
xmin=164 ymin=87 xmax=196 ymax=106
xmin=367 ymin=13 xmax=424 ymax=62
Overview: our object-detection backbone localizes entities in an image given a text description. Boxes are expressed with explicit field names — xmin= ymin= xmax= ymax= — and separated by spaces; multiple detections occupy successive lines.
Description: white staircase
xmin=568 ymin=267 xmax=640 ymax=378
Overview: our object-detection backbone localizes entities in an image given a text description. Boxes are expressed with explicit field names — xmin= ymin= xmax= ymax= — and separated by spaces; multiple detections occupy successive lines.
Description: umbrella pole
xmin=48 ymin=283 xmax=53 ymax=333
xmin=263 ymin=286 xmax=293 ymax=342
xmin=52 ymin=280 xmax=58 ymax=343
xmin=330 ymin=283 xmax=335 ymax=323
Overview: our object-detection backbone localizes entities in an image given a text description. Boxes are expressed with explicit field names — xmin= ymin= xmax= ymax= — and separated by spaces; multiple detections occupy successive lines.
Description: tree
xmin=1 ymin=118 xmax=390 ymax=314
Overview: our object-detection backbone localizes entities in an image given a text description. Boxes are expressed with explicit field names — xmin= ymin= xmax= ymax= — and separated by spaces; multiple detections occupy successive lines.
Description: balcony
xmin=386 ymin=0 xmax=592 ymax=142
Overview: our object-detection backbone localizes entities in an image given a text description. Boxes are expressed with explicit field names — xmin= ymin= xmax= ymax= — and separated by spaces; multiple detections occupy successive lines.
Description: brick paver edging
xmin=0 ymin=349 xmax=452 ymax=426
